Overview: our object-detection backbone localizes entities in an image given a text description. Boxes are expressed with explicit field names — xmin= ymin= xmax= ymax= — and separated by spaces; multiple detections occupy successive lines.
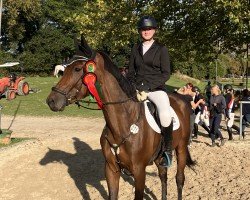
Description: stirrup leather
xmin=160 ymin=152 xmax=172 ymax=168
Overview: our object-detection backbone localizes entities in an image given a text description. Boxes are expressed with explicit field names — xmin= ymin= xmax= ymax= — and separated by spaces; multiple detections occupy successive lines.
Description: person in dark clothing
xmin=241 ymin=89 xmax=250 ymax=138
xmin=209 ymin=85 xmax=226 ymax=147
xmin=205 ymin=81 xmax=212 ymax=104
xmin=127 ymin=16 xmax=172 ymax=167
xmin=193 ymin=86 xmax=210 ymax=138
xmin=224 ymin=84 xmax=240 ymax=140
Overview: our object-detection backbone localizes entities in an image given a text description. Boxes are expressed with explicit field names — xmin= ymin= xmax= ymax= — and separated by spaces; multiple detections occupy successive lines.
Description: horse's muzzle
xmin=46 ymin=93 xmax=67 ymax=112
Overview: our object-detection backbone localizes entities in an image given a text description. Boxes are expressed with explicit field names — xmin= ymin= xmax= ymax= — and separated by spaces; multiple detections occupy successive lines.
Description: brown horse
xmin=47 ymin=42 xmax=195 ymax=200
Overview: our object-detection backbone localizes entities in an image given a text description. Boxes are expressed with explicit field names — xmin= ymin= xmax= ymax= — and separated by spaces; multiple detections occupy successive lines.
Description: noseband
xmin=51 ymin=87 xmax=67 ymax=96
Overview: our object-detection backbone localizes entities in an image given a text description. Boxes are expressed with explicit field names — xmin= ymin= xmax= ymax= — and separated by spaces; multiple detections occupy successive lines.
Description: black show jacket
xmin=127 ymin=41 xmax=171 ymax=92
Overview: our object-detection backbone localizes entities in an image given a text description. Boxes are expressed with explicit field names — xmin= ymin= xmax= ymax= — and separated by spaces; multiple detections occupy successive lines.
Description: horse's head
xmin=47 ymin=35 xmax=135 ymax=112
xmin=39 ymin=148 xmax=65 ymax=165
xmin=47 ymin=36 xmax=97 ymax=112
xmin=47 ymin=59 xmax=90 ymax=111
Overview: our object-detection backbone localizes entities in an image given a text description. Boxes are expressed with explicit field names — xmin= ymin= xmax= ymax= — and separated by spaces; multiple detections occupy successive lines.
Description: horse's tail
xmin=186 ymin=148 xmax=197 ymax=174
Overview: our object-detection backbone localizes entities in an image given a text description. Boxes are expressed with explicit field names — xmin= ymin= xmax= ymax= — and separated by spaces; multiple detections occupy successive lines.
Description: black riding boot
xmin=160 ymin=121 xmax=173 ymax=168
xmin=242 ymin=131 xmax=245 ymax=139
xmin=227 ymin=126 xmax=233 ymax=140
xmin=193 ymin=123 xmax=198 ymax=139
xmin=201 ymin=123 xmax=210 ymax=135
xmin=232 ymin=124 xmax=240 ymax=134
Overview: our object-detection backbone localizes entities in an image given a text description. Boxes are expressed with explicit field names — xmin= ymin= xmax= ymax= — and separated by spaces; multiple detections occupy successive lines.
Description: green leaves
xmin=0 ymin=0 xmax=248 ymax=77
xmin=18 ymin=26 xmax=74 ymax=74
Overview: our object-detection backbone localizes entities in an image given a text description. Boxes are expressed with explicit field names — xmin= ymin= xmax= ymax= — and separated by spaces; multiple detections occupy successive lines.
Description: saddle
xmin=144 ymin=100 xmax=180 ymax=133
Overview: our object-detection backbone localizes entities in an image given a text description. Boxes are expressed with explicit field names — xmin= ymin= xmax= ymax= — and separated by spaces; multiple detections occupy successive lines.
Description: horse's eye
xmin=75 ymin=67 xmax=82 ymax=72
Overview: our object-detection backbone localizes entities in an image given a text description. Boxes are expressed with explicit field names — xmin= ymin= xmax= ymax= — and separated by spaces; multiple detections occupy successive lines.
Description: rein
xmin=74 ymin=95 xmax=136 ymax=110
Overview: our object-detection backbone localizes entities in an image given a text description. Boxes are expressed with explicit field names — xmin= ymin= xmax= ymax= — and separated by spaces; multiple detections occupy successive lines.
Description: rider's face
xmin=140 ymin=28 xmax=156 ymax=41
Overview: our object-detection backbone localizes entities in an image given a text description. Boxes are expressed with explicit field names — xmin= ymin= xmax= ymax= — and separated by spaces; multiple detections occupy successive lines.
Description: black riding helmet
xmin=224 ymin=84 xmax=233 ymax=91
xmin=137 ymin=16 xmax=157 ymax=30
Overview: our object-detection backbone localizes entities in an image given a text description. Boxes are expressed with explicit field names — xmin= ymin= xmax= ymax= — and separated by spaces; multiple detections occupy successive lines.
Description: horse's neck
xmin=100 ymin=72 xmax=139 ymax=139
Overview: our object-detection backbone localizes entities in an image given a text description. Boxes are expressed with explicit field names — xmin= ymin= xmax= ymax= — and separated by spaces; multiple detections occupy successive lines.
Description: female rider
xmin=209 ymin=85 xmax=226 ymax=147
xmin=224 ymin=84 xmax=240 ymax=140
xmin=127 ymin=16 xmax=172 ymax=167
xmin=241 ymin=89 xmax=250 ymax=139
xmin=193 ymin=86 xmax=210 ymax=139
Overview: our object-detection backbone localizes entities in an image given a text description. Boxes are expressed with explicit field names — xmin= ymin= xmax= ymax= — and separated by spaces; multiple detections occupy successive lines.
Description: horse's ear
xmin=78 ymin=34 xmax=96 ymax=59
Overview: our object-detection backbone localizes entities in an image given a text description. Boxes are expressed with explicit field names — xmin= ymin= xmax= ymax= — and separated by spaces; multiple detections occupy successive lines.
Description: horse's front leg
xmin=105 ymin=162 xmax=121 ymax=200
xmin=133 ymin=166 xmax=146 ymax=200
xmin=155 ymin=159 xmax=168 ymax=200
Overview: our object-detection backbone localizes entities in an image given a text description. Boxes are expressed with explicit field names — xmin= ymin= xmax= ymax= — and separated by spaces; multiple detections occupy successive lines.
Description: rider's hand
xmin=136 ymin=90 xmax=148 ymax=102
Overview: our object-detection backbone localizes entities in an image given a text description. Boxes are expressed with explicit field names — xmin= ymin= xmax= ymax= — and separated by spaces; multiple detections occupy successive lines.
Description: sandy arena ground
xmin=0 ymin=115 xmax=249 ymax=200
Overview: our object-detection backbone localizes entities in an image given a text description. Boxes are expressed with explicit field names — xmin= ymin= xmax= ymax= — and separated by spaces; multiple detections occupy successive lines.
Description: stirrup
xmin=160 ymin=152 xmax=172 ymax=168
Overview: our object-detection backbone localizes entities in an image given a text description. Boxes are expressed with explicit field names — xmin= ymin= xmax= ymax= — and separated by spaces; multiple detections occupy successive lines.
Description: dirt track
xmin=0 ymin=115 xmax=249 ymax=200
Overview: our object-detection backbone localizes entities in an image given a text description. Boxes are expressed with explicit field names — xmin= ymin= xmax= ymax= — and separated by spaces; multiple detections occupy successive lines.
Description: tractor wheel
xmin=6 ymin=90 xmax=16 ymax=100
xmin=17 ymin=81 xmax=29 ymax=96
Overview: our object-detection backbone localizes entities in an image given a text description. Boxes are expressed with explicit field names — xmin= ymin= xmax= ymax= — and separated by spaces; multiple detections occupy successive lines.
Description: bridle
xmin=51 ymin=57 xmax=89 ymax=105
xmin=51 ymin=56 xmax=136 ymax=109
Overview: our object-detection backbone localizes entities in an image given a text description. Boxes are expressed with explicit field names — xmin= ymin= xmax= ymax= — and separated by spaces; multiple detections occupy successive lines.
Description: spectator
xmin=186 ymin=82 xmax=193 ymax=90
xmin=241 ymin=89 xmax=250 ymax=138
xmin=205 ymin=81 xmax=212 ymax=103
xmin=178 ymin=85 xmax=205 ymax=144
xmin=192 ymin=86 xmax=210 ymax=138
xmin=224 ymin=84 xmax=240 ymax=140
xmin=209 ymin=85 xmax=226 ymax=147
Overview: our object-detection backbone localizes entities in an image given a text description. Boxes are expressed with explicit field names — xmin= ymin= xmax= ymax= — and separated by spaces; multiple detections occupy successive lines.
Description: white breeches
xmin=195 ymin=111 xmax=209 ymax=127
xmin=226 ymin=113 xmax=235 ymax=128
xmin=147 ymin=91 xmax=172 ymax=127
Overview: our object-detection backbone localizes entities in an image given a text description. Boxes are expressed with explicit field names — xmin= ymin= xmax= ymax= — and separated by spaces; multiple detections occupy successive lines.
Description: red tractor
xmin=0 ymin=62 xmax=29 ymax=100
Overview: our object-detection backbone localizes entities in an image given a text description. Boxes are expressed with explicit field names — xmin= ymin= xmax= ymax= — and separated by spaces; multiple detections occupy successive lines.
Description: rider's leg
xmin=210 ymin=117 xmax=216 ymax=146
xmin=227 ymin=113 xmax=234 ymax=140
xmin=193 ymin=112 xmax=200 ymax=139
xmin=227 ymin=126 xmax=233 ymax=140
xmin=160 ymin=122 xmax=173 ymax=167
xmin=242 ymin=114 xmax=250 ymax=138
xmin=193 ymin=123 xmax=198 ymax=139
xmin=232 ymin=124 xmax=240 ymax=134
xmin=214 ymin=114 xmax=225 ymax=145
xmin=147 ymin=91 xmax=172 ymax=167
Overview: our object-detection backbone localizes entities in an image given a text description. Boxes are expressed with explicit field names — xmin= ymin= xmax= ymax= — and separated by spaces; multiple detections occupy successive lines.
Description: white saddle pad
xmin=144 ymin=100 xmax=180 ymax=133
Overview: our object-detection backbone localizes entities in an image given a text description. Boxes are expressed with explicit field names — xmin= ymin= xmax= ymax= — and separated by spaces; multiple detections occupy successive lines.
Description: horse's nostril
xmin=47 ymin=98 xmax=55 ymax=106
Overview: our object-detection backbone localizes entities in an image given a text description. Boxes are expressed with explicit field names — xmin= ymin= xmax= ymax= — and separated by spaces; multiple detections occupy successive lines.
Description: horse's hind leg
xmin=156 ymin=160 xmax=168 ymax=200
xmin=105 ymin=162 xmax=121 ymax=200
xmin=175 ymin=147 xmax=187 ymax=200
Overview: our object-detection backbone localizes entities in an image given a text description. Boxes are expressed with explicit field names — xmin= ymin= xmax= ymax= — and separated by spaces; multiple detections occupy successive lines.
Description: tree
xmin=2 ymin=0 xmax=42 ymax=52
xmin=18 ymin=26 xmax=74 ymax=75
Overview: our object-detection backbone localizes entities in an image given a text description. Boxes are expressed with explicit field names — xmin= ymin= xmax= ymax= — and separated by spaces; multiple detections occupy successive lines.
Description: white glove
xmin=136 ymin=90 xmax=148 ymax=101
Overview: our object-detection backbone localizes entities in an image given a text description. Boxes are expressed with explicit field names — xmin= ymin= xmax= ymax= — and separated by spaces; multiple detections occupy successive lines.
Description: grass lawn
xmin=0 ymin=77 xmax=103 ymax=117
xmin=0 ymin=76 xmax=207 ymax=117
